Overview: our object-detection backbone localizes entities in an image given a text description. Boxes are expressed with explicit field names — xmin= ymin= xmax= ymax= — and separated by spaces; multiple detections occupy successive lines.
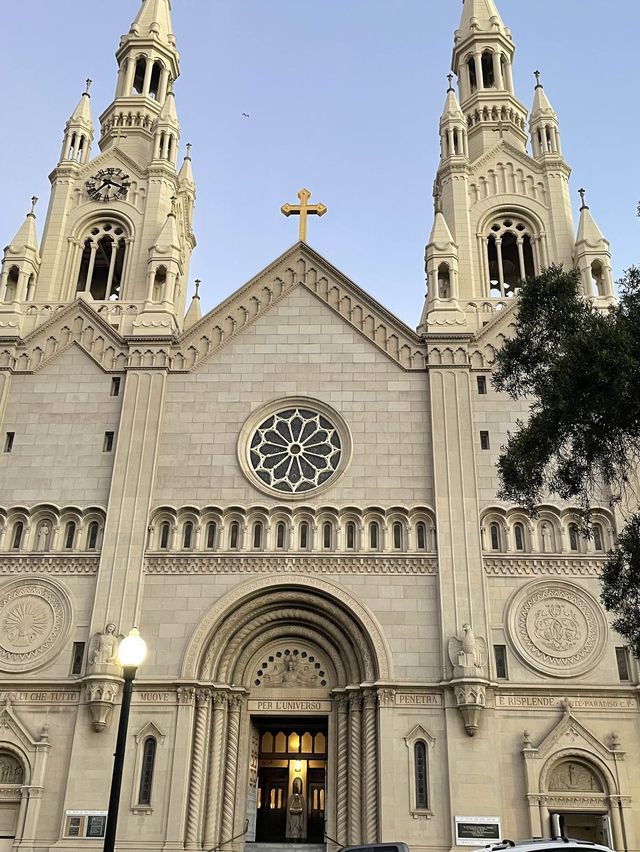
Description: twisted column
xmin=335 ymin=695 xmax=349 ymax=846
xmin=203 ymin=691 xmax=228 ymax=850
xmin=220 ymin=695 xmax=243 ymax=846
xmin=347 ymin=692 xmax=363 ymax=846
xmin=362 ymin=690 xmax=378 ymax=842
xmin=185 ymin=689 xmax=211 ymax=849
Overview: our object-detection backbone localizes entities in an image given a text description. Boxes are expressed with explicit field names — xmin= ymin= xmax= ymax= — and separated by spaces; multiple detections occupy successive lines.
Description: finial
xmin=534 ymin=70 xmax=542 ymax=89
xmin=523 ymin=730 xmax=532 ymax=749
xmin=30 ymin=196 xmax=39 ymax=215
xmin=194 ymin=279 xmax=201 ymax=299
xmin=434 ymin=189 xmax=443 ymax=215
xmin=186 ymin=142 xmax=192 ymax=159
xmin=85 ymin=78 xmax=93 ymax=95
xmin=447 ymin=73 xmax=454 ymax=92
xmin=170 ymin=196 xmax=177 ymax=215
xmin=578 ymin=188 xmax=589 ymax=211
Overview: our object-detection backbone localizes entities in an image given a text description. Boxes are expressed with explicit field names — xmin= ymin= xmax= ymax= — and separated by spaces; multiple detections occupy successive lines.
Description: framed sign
xmin=455 ymin=816 xmax=501 ymax=846
xmin=63 ymin=811 xmax=108 ymax=839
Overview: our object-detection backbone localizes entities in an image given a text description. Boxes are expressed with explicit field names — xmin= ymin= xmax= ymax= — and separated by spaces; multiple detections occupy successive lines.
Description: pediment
xmin=0 ymin=700 xmax=43 ymax=752
xmin=529 ymin=704 xmax=617 ymax=763
xmin=176 ymin=242 xmax=427 ymax=372
xmin=134 ymin=721 xmax=166 ymax=745
xmin=467 ymin=298 xmax=518 ymax=370
xmin=74 ymin=146 xmax=146 ymax=182
xmin=471 ymin=141 xmax=542 ymax=177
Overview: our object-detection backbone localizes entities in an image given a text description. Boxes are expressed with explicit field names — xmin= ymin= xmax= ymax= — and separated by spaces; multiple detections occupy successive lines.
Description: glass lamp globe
xmin=118 ymin=628 xmax=147 ymax=668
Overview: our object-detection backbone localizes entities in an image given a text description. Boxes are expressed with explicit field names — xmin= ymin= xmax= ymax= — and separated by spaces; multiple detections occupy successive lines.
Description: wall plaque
xmin=247 ymin=699 xmax=333 ymax=713
xmin=455 ymin=816 xmax=501 ymax=846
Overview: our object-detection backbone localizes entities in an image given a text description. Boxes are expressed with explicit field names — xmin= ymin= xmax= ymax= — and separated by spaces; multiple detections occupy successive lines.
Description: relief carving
xmin=0 ymin=579 xmax=71 ymax=672
xmin=548 ymin=761 xmax=603 ymax=793
xmin=0 ymin=754 xmax=23 ymax=784
xmin=255 ymin=649 xmax=325 ymax=689
xmin=448 ymin=624 xmax=488 ymax=675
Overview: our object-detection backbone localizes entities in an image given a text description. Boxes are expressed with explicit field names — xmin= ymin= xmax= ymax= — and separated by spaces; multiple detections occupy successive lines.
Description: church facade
xmin=0 ymin=1 xmax=637 ymax=851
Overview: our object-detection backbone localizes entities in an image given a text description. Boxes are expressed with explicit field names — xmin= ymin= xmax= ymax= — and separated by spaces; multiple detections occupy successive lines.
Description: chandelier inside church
xmin=249 ymin=407 xmax=342 ymax=493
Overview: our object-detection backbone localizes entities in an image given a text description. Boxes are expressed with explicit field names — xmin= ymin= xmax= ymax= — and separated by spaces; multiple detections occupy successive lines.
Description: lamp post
xmin=103 ymin=628 xmax=147 ymax=852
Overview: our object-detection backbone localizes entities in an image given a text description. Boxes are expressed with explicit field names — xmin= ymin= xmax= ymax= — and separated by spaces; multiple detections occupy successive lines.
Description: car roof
xmin=475 ymin=840 xmax=613 ymax=852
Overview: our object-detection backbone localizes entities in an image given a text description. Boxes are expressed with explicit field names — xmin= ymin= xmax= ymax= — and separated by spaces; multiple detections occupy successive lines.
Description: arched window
xmin=183 ymin=522 xmax=193 ymax=550
xmin=206 ymin=522 xmax=217 ymax=550
xmin=152 ymin=266 xmax=167 ymax=302
xmin=87 ymin=522 xmax=100 ymax=551
xmin=414 ymin=741 xmax=428 ymax=810
xmin=64 ymin=522 xmax=76 ymax=550
xmin=229 ymin=522 xmax=240 ymax=550
xmin=4 ymin=266 xmax=19 ymax=302
xmin=138 ymin=737 xmax=157 ymax=806
xmin=514 ymin=522 xmax=525 ymax=552
xmin=393 ymin=522 xmax=403 ymax=550
xmin=346 ymin=522 xmax=356 ymax=550
xmin=486 ymin=217 xmax=536 ymax=297
xmin=369 ymin=522 xmax=380 ymax=550
xmin=500 ymin=55 xmax=508 ymax=89
xmin=11 ymin=522 xmax=24 ymax=550
xmin=468 ymin=57 xmax=477 ymax=92
xmin=569 ymin=523 xmax=579 ymax=552
xmin=253 ymin=522 xmax=263 ymax=549
xmin=149 ymin=62 xmax=162 ymax=100
xmin=132 ymin=57 xmax=146 ymax=95
xmin=276 ymin=522 xmax=286 ymax=550
xmin=76 ymin=223 xmax=128 ymax=301
xmin=322 ymin=522 xmax=332 ymax=550
xmin=481 ymin=51 xmax=495 ymax=88
xmin=490 ymin=523 xmax=501 ymax=551
xmin=591 ymin=261 xmax=606 ymax=297
xmin=593 ymin=524 xmax=604 ymax=552
xmin=159 ymin=522 xmax=170 ymax=550
xmin=437 ymin=263 xmax=451 ymax=299
xmin=299 ymin=522 xmax=309 ymax=550
xmin=416 ymin=522 xmax=427 ymax=551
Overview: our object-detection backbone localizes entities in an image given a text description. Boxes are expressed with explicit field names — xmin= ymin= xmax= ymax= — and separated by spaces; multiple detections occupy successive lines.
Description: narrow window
xmin=138 ymin=737 xmax=157 ymax=806
xmin=393 ymin=522 xmax=403 ymax=550
xmin=490 ymin=523 xmax=500 ymax=551
xmin=414 ymin=742 xmax=428 ymax=810
xmin=149 ymin=62 xmax=162 ymax=100
xmin=183 ymin=522 xmax=193 ymax=550
xmin=71 ymin=642 xmax=85 ymax=675
xmin=4 ymin=432 xmax=14 ymax=453
xmin=593 ymin=524 xmax=604 ymax=552
xmin=152 ymin=266 xmax=167 ymax=301
xmin=253 ymin=522 xmax=263 ymax=549
xmin=323 ymin=522 xmax=332 ymax=550
xmin=514 ymin=522 xmax=525 ymax=552
xmin=276 ymin=522 xmax=286 ymax=549
xmin=468 ymin=57 xmax=477 ymax=92
xmin=416 ymin=522 xmax=427 ymax=551
xmin=87 ymin=522 xmax=100 ymax=550
xmin=616 ymin=647 xmax=630 ymax=682
xmin=229 ymin=521 xmax=240 ymax=550
xmin=346 ymin=522 xmax=356 ymax=550
xmin=476 ymin=376 xmax=487 ymax=395
xmin=481 ymin=51 xmax=495 ymax=88
xmin=12 ymin=522 xmax=23 ymax=550
xmin=103 ymin=432 xmax=114 ymax=452
xmin=494 ymin=645 xmax=509 ymax=679
xmin=159 ymin=522 xmax=170 ymax=550
xmin=480 ymin=431 xmax=490 ymax=450
xmin=206 ymin=522 xmax=217 ymax=550
xmin=133 ymin=57 xmax=146 ymax=94
xmin=299 ymin=522 xmax=309 ymax=550
xmin=369 ymin=522 xmax=379 ymax=550
xmin=64 ymin=521 xmax=77 ymax=550
xmin=110 ymin=377 xmax=121 ymax=397
xmin=569 ymin=524 xmax=579 ymax=552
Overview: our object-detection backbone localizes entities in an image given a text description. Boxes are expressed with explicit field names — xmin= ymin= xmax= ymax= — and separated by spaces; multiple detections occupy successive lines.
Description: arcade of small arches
xmin=117 ymin=54 xmax=172 ymax=103
xmin=0 ymin=505 xmax=105 ymax=553
xmin=1 ymin=265 xmax=36 ymax=303
xmin=484 ymin=214 xmax=539 ymax=297
xmin=481 ymin=507 xmax=614 ymax=555
xmin=147 ymin=505 xmax=437 ymax=554
xmin=460 ymin=49 xmax=515 ymax=100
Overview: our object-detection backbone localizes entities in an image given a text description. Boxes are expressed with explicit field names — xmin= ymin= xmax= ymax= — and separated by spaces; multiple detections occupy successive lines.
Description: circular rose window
xmin=239 ymin=399 xmax=351 ymax=497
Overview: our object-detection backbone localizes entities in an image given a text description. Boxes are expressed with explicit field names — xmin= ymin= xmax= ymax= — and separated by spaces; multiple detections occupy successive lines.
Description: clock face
xmin=85 ymin=167 xmax=131 ymax=202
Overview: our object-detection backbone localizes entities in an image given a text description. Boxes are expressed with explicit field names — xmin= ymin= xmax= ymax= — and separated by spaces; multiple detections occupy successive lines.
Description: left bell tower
xmin=1 ymin=0 xmax=196 ymax=336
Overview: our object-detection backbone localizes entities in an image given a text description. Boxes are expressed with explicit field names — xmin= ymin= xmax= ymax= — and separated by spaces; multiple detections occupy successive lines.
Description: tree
xmin=493 ymin=264 xmax=640 ymax=657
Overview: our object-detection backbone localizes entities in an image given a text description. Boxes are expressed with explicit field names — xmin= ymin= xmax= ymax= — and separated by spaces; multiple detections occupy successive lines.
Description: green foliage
xmin=493 ymin=264 xmax=640 ymax=655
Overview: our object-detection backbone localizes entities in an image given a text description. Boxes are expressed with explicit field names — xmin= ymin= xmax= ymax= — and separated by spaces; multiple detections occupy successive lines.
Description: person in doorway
xmin=287 ymin=777 xmax=305 ymax=840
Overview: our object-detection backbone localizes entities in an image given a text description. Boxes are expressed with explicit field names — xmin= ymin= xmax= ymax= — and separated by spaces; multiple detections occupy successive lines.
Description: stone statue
xmin=37 ymin=524 xmax=50 ymax=551
xmin=541 ymin=523 xmax=552 ymax=553
xmin=286 ymin=777 xmax=305 ymax=839
xmin=89 ymin=624 xmax=119 ymax=668
xmin=448 ymin=623 xmax=488 ymax=672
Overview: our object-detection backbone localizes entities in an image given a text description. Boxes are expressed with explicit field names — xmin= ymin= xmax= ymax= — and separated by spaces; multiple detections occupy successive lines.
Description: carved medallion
xmin=506 ymin=581 xmax=607 ymax=678
xmin=0 ymin=579 xmax=71 ymax=672
xmin=253 ymin=647 xmax=328 ymax=689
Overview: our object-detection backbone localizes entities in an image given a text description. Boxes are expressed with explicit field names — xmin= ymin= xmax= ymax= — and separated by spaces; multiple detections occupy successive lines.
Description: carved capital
xmin=84 ymin=676 xmax=120 ymax=732
xmin=348 ymin=692 xmax=363 ymax=712
xmin=362 ymin=689 xmax=377 ymax=710
xmin=195 ymin=688 xmax=211 ymax=705
xmin=227 ymin=694 xmax=243 ymax=712
xmin=335 ymin=694 xmax=349 ymax=713
xmin=453 ymin=682 xmax=487 ymax=738
xmin=377 ymin=688 xmax=396 ymax=707
xmin=211 ymin=689 xmax=228 ymax=709
xmin=177 ymin=686 xmax=195 ymax=705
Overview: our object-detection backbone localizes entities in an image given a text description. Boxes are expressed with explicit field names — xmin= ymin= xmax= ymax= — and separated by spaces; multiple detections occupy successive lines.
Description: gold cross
xmin=281 ymin=188 xmax=327 ymax=242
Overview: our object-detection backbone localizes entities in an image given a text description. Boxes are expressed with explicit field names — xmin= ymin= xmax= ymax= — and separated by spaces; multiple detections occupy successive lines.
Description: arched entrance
xmin=181 ymin=576 xmax=392 ymax=851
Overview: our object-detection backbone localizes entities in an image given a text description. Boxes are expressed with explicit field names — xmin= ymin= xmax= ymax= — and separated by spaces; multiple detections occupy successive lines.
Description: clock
xmin=85 ymin=167 xmax=131 ymax=202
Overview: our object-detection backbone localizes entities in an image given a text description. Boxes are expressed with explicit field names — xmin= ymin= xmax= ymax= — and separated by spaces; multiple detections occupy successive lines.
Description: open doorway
xmin=551 ymin=813 xmax=611 ymax=846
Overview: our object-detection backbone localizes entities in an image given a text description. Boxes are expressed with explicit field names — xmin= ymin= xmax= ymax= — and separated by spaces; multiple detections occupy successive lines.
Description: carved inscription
xmin=247 ymin=699 xmax=332 ymax=713
xmin=395 ymin=693 xmax=443 ymax=706
xmin=495 ymin=695 xmax=637 ymax=710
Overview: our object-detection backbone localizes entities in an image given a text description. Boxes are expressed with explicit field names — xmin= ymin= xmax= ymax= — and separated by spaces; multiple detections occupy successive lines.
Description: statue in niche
xmin=37 ymin=524 xmax=50 ymax=552
xmin=549 ymin=761 xmax=602 ymax=793
xmin=286 ymin=777 xmax=305 ymax=839
xmin=541 ymin=523 xmax=553 ymax=553
xmin=89 ymin=624 xmax=120 ymax=669
xmin=448 ymin=624 xmax=488 ymax=673
xmin=262 ymin=654 xmax=320 ymax=688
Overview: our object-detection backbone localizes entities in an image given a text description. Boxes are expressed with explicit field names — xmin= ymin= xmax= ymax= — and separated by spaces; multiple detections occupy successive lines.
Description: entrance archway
xmin=181 ymin=576 xmax=392 ymax=851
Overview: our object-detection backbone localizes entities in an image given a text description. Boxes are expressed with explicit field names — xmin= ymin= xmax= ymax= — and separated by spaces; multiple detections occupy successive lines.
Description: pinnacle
xmin=8 ymin=201 xmax=40 ymax=256
xmin=531 ymin=77 xmax=555 ymax=118
xmin=441 ymin=87 xmax=464 ymax=123
xmin=68 ymin=85 xmax=94 ymax=128
xmin=458 ymin=0 xmax=507 ymax=39
xmin=576 ymin=200 xmax=607 ymax=247
xmin=131 ymin=0 xmax=174 ymax=43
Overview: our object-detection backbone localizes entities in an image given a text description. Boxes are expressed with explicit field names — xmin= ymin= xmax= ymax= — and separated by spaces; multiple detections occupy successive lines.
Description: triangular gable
xmin=176 ymin=242 xmax=427 ymax=372
xmin=467 ymin=298 xmax=518 ymax=370
xmin=134 ymin=721 xmax=166 ymax=745
xmin=49 ymin=145 xmax=145 ymax=185
xmin=529 ymin=703 xmax=618 ymax=764
xmin=471 ymin=140 xmax=543 ymax=177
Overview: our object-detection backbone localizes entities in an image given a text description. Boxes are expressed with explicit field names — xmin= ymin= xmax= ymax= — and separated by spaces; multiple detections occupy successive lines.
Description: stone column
xmin=203 ymin=691 xmax=229 ymax=850
xmin=609 ymin=800 xmax=623 ymax=851
xmin=335 ymin=695 xmax=349 ymax=846
xmin=362 ymin=690 xmax=378 ymax=843
xmin=185 ymin=689 xmax=211 ymax=849
xmin=347 ymin=692 xmax=363 ymax=846
xmin=220 ymin=695 xmax=243 ymax=846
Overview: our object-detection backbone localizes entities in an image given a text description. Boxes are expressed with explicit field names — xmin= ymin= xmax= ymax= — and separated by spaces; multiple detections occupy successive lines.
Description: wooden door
xmin=307 ymin=767 xmax=326 ymax=843
xmin=256 ymin=767 xmax=288 ymax=842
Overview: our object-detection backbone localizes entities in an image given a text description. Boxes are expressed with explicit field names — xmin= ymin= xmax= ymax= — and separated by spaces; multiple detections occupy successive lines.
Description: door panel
xmin=256 ymin=768 xmax=288 ymax=842
xmin=307 ymin=767 xmax=326 ymax=843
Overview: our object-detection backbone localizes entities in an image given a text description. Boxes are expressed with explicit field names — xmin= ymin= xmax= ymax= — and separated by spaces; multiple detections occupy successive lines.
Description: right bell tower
xmin=419 ymin=0 xmax=615 ymax=332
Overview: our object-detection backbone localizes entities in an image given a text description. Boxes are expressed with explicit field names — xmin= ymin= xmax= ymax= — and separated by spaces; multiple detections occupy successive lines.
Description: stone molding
xmin=0 ymin=556 xmax=99 ymax=575
xmin=145 ymin=554 xmax=437 ymax=575
xmin=485 ymin=556 xmax=604 ymax=577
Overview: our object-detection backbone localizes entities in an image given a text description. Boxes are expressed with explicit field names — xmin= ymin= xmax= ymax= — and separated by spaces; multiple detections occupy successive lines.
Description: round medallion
xmin=0 ymin=580 xmax=72 ymax=673
xmin=506 ymin=580 xmax=607 ymax=678
xmin=238 ymin=398 xmax=352 ymax=498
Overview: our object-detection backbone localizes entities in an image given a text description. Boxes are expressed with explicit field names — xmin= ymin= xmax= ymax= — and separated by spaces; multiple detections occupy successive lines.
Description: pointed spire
xmin=131 ymin=0 xmax=175 ymax=44
xmin=441 ymin=86 xmax=465 ymax=122
xmin=184 ymin=279 xmax=202 ymax=329
xmin=576 ymin=189 xmax=607 ymax=245
xmin=9 ymin=197 xmax=40 ymax=255
xmin=178 ymin=143 xmax=195 ymax=186
xmin=158 ymin=88 xmax=179 ymax=124
xmin=428 ymin=208 xmax=456 ymax=251
xmin=154 ymin=199 xmax=181 ymax=251
xmin=69 ymin=79 xmax=94 ymax=126
xmin=530 ymin=71 xmax=556 ymax=119
xmin=458 ymin=0 xmax=508 ymax=39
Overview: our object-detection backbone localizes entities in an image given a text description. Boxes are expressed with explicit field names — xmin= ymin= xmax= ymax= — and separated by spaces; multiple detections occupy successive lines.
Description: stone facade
xmin=0 ymin=1 xmax=637 ymax=852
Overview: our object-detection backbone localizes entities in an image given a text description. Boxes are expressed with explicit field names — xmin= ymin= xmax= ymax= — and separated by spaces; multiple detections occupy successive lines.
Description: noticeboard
xmin=455 ymin=815 xmax=501 ymax=846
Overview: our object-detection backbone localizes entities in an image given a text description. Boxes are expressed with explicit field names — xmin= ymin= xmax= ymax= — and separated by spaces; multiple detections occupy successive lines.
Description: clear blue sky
xmin=1 ymin=1 xmax=637 ymax=327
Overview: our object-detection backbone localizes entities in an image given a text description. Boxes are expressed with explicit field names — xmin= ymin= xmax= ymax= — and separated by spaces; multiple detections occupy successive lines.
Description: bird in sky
xmin=242 ymin=112 xmax=250 ymax=118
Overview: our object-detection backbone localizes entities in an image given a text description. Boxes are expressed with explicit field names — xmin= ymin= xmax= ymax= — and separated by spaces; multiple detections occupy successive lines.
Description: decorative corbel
xmin=84 ymin=676 xmax=121 ymax=732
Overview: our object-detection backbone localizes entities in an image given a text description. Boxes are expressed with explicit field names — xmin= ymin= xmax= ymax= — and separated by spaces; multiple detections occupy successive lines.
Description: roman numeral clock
xmin=85 ymin=168 xmax=131 ymax=202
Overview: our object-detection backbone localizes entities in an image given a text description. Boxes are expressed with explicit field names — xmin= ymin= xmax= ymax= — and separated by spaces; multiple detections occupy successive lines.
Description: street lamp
xmin=103 ymin=628 xmax=147 ymax=852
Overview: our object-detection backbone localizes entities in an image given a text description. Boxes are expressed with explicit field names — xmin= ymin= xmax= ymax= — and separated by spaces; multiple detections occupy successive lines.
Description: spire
xmin=131 ymin=0 xmax=175 ymax=45
xmin=575 ymin=189 xmax=614 ymax=301
xmin=457 ymin=0 xmax=508 ymax=39
xmin=184 ymin=279 xmax=202 ymax=329
xmin=9 ymin=198 xmax=40 ymax=256
xmin=60 ymin=80 xmax=94 ymax=165
xmin=179 ymin=144 xmax=195 ymax=187
xmin=529 ymin=71 xmax=562 ymax=158
xmin=152 ymin=89 xmax=180 ymax=165
xmin=70 ymin=80 xmax=94 ymax=124
xmin=439 ymin=80 xmax=468 ymax=162
xmin=1 ymin=197 xmax=41 ymax=302
xmin=576 ymin=190 xmax=607 ymax=245
xmin=155 ymin=200 xmax=181 ymax=252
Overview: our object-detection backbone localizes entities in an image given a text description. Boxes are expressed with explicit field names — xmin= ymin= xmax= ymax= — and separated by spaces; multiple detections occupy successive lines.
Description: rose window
xmin=249 ymin=407 xmax=342 ymax=494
